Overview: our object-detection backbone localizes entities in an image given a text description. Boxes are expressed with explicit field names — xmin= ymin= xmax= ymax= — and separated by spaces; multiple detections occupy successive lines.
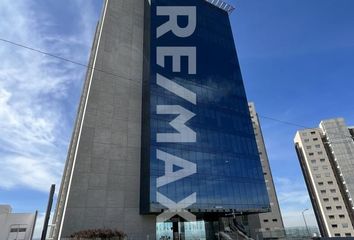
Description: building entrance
xmin=156 ymin=220 xmax=207 ymax=240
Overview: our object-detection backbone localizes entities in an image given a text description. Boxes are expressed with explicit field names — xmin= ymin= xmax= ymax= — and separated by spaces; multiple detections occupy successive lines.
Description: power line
xmin=257 ymin=114 xmax=354 ymax=141
xmin=258 ymin=114 xmax=309 ymax=130
xmin=0 ymin=37 xmax=353 ymax=141
xmin=0 ymin=38 xmax=127 ymax=80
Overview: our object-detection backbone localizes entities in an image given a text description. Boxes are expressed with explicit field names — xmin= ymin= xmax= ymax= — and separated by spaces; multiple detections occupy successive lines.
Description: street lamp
xmin=302 ymin=208 xmax=310 ymax=237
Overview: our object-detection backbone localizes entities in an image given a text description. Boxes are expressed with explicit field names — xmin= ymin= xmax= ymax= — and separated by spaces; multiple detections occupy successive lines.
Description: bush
xmin=70 ymin=229 xmax=126 ymax=239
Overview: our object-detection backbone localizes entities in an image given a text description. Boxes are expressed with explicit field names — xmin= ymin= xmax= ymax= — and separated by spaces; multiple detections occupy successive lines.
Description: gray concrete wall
xmin=54 ymin=0 xmax=156 ymax=239
xmin=247 ymin=103 xmax=286 ymax=239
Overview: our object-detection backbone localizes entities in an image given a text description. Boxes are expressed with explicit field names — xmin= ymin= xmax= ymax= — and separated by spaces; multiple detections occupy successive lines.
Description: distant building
xmin=0 ymin=205 xmax=37 ymax=240
xmin=294 ymin=118 xmax=354 ymax=237
xmin=237 ymin=103 xmax=286 ymax=239
xmin=285 ymin=226 xmax=320 ymax=239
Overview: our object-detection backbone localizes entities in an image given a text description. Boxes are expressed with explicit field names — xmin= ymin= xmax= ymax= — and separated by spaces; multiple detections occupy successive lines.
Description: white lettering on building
xmin=155 ymin=5 xmax=197 ymax=222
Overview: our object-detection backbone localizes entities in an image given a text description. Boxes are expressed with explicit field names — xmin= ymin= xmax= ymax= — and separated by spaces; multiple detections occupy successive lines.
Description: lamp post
xmin=302 ymin=208 xmax=310 ymax=237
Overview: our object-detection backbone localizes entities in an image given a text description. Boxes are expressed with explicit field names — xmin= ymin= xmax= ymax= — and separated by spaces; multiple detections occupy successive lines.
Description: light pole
xmin=302 ymin=208 xmax=310 ymax=237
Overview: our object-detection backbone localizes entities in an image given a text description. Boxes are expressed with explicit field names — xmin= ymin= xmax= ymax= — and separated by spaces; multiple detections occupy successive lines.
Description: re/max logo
xmin=154 ymin=5 xmax=197 ymax=222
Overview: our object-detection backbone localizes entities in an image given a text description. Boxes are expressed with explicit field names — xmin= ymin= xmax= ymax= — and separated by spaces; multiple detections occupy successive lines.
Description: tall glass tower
xmin=51 ymin=0 xmax=269 ymax=239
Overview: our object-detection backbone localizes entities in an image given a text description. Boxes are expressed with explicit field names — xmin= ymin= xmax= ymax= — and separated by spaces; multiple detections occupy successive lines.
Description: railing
xmin=204 ymin=0 xmax=235 ymax=13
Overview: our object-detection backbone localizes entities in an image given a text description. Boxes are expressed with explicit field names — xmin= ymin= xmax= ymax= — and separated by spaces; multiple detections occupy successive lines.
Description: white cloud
xmin=276 ymin=177 xmax=310 ymax=204
xmin=275 ymin=177 xmax=319 ymax=228
xmin=0 ymin=0 xmax=99 ymax=192
xmin=282 ymin=209 xmax=317 ymax=228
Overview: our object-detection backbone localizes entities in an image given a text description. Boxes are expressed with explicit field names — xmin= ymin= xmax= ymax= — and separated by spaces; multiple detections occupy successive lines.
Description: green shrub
xmin=70 ymin=229 xmax=126 ymax=239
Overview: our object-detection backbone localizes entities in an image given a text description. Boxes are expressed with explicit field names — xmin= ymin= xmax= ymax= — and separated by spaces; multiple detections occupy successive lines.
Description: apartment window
xmin=320 ymin=158 xmax=325 ymax=162
xmin=326 ymin=206 xmax=332 ymax=210
xmin=304 ymin=139 xmax=310 ymax=143
xmin=313 ymin=138 xmax=318 ymax=141
xmin=342 ymin=223 xmax=348 ymax=228
xmin=329 ymin=215 xmax=335 ymax=219
xmin=311 ymin=131 xmax=316 ymax=135
xmin=332 ymin=224 xmax=338 ymax=228
xmin=330 ymin=189 xmax=336 ymax=193
xmin=334 ymin=234 xmax=341 ymax=237
xmin=323 ymin=198 xmax=329 ymax=202
xmin=302 ymin=133 xmax=308 ymax=136
xmin=306 ymin=146 xmax=312 ymax=150
xmin=318 ymin=182 xmax=324 ymax=186
xmin=8 ymin=227 xmax=27 ymax=240
xmin=321 ymin=190 xmax=326 ymax=194
xmin=264 ymin=219 xmax=269 ymax=222
xmin=339 ymin=215 xmax=345 ymax=219
xmin=315 ymin=144 xmax=321 ymax=148
xmin=309 ymin=152 xmax=314 ymax=156
xmin=318 ymin=151 xmax=323 ymax=155
xmin=272 ymin=219 xmax=278 ymax=222
xmin=336 ymin=206 xmax=342 ymax=210
xmin=9 ymin=227 xmax=27 ymax=232
xmin=311 ymin=159 xmax=316 ymax=164
xmin=328 ymin=181 xmax=333 ymax=185
xmin=345 ymin=233 xmax=352 ymax=237
xmin=313 ymin=167 xmax=319 ymax=171
xmin=322 ymin=166 xmax=328 ymax=170
xmin=325 ymin=173 xmax=331 ymax=177
xmin=316 ymin=174 xmax=321 ymax=178
xmin=333 ymin=197 xmax=339 ymax=201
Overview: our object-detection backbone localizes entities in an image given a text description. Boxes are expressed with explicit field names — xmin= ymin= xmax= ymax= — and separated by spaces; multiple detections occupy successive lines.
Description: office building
xmin=239 ymin=103 xmax=285 ymax=239
xmin=0 ymin=205 xmax=37 ymax=240
xmin=294 ymin=118 xmax=354 ymax=237
xmin=51 ymin=0 xmax=269 ymax=239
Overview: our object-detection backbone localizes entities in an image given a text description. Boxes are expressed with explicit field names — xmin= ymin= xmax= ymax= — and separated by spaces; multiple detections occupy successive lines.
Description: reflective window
xmin=142 ymin=0 xmax=269 ymax=213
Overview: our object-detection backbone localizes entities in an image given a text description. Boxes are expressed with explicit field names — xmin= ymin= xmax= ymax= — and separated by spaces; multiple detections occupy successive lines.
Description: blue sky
xmin=0 ymin=0 xmax=353 ymax=237
xmin=231 ymin=0 xmax=354 ymax=227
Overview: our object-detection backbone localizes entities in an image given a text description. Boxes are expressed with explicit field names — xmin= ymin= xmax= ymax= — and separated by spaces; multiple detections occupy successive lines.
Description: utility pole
xmin=41 ymin=184 xmax=55 ymax=240
xmin=302 ymin=208 xmax=310 ymax=237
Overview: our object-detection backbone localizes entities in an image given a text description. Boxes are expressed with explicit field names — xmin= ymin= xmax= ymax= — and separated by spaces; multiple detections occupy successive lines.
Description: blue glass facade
xmin=141 ymin=0 xmax=269 ymax=214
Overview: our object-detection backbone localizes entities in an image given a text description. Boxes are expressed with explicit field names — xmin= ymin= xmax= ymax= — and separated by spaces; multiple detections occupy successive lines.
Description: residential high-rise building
xmin=50 ymin=0 xmax=270 ymax=239
xmin=240 ymin=103 xmax=285 ymax=239
xmin=294 ymin=118 xmax=354 ymax=237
